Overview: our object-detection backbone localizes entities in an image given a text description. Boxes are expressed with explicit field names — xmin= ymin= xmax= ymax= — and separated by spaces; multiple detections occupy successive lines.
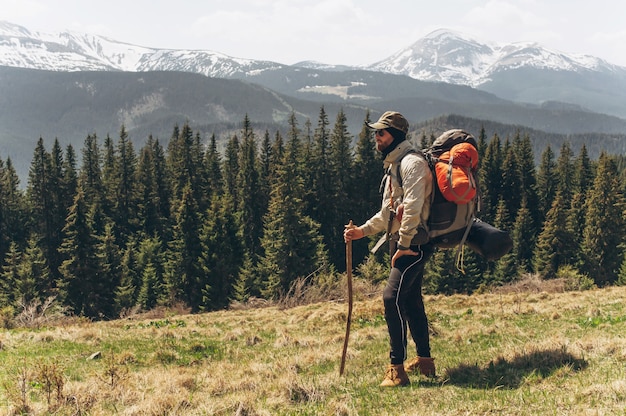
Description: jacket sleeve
xmin=360 ymin=175 xmax=393 ymax=237
xmin=397 ymin=154 xmax=432 ymax=249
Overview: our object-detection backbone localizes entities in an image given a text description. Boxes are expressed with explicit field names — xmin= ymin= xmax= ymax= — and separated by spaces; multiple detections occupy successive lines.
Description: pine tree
xmin=136 ymin=236 xmax=165 ymax=309
xmin=136 ymin=137 xmax=161 ymax=238
xmin=457 ymin=250 xmax=484 ymax=293
xmin=78 ymin=134 xmax=106 ymax=217
xmin=137 ymin=262 xmax=159 ymax=310
xmin=236 ymin=115 xmax=264 ymax=259
xmin=115 ymin=236 xmax=140 ymax=313
xmin=231 ymin=255 xmax=256 ymax=302
xmin=555 ymin=141 xmax=575 ymax=200
xmin=58 ymin=188 xmax=103 ymax=318
xmin=425 ymin=250 xmax=460 ymax=294
xmin=534 ymin=191 xmax=576 ymax=279
xmin=20 ymin=235 xmax=51 ymax=305
xmin=307 ymin=107 xmax=335 ymax=262
xmin=581 ymin=153 xmax=625 ymax=285
xmin=102 ymin=133 xmax=116 ymax=220
xmin=26 ymin=138 xmax=52 ymax=232
xmin=60 ymin=144 xmax=78 ymax=243
xmin=204 ymin=133 xmax=223 ymax=197
xmin=151 ymin=137 xmax=172 ymax=239
xmin=566 ymin=145 xmax=594 ymax=266
xmin=427 ymin=245 xmax=483 ymax=294
xmin=327 ymin=109 xmax=353 ymax=269
xmin=500 ymin=139 xmax=522 ymax=229
xmin=0 ymin=158 xmax=26 ymax=259
xmin=285 ymin=112 xmax=307 ymax=202
xmin=164 ymin=184 xmax=203 ymax=310
xmin=565 ymin=191 xmax=586 ymax=271
xmin=256 ymin=115 xmax=329 ymax=298
xmin=270 ymin=131 xmax=285 ymax=182
xmin=112 ymin=125 xmax=139 ymax=243
xmin=511 ymin=197 xmax=535 ymax=274
xmin=257 ymin=130 xmax=272 ymax=216
xmin=478 ymin=134 xmax=503 ymax=223
xmin=167 ymin=124 xmax=187 ymax=202
xmin=536 ymin=145 xmax=557 ymax=221
xmin=167 ymin=123 xmax=207 ymax=211
xmin=573 ymin=144 xmax=594 ymax=195
xmin=0 ymin=242 xmax=21 ymax=307
xmin=26 ymin=138 xmax=59 ymax=294
xmin=222 ymin=134 xmax=240 ymax=212
xmin=61 ymin=144 xmax=78 ymax=205
xmin=47 ymin=139 xmax=66 ymax=283
xmin=198 ymin=195 xmax=243 ymax=310
xmin=96 ymin=222 xmax=121 ymax=318
xmin=135 ymin=136 xmax=171 ymax=241
xmin=515 ymin=133 xmax=540 ymax=236
xmin=476 ymin=125 xmax=488 ymax=170
xmin=491 ymin=197 xmax=516 ymax=285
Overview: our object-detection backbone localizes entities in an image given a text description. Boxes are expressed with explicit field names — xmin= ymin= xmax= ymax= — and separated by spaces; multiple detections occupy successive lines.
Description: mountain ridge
xmin=3 ymin=20 xmax=625 ymax=120
xmin=2 ymin=20 xmax=623 ymax=82
xmin=367 ymin=28 xmax=622 ymax=86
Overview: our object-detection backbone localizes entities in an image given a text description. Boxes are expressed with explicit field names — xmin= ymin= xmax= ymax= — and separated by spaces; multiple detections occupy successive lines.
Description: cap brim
xmin=367 ymin=121 xmax=389 ymax=130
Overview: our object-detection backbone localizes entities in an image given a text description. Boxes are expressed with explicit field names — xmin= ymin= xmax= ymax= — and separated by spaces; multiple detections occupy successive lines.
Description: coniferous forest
xmin=0 ymin=107 xmax=625 ymax=320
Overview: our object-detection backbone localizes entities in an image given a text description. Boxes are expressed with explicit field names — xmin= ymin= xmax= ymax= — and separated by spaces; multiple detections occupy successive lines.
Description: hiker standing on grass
xmin=344 ymin=111 xmax=436 ymax=387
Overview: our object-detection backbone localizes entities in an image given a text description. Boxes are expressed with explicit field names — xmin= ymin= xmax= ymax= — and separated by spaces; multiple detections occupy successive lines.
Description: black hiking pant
xmin=383 ymin=243 xmax=434 ymax=365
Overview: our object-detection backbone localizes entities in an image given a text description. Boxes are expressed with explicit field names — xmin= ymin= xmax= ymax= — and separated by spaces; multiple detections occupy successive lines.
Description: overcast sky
xmin=3 ymin=0 xmax=626 ymax=67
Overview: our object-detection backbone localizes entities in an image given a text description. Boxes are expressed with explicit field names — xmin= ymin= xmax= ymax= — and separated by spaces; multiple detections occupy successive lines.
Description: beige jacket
xmin=361 ymin=140 xmax=432 ymax=249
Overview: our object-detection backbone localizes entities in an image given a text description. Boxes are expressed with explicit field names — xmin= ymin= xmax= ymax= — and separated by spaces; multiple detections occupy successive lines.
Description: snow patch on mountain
xmin=1 ymin=21 xmax=623 ymax=88
xmin=0 ymin=20 xmax=284 ymax=77
xmin=368 ymin=30 xmax=619 ymax=87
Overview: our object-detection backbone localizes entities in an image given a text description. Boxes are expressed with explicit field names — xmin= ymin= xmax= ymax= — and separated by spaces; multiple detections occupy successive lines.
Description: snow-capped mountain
xmin=367 ymin=29 xmax=621 ymax=87
xmin=0 ymin=21 xmax=285 ymax=77
xmin=2 ymin=21 xmax=623 ymax=86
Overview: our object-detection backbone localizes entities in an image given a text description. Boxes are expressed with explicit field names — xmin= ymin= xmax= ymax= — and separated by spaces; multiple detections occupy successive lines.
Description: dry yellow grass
xmin=2 ymin=281 xmax=626 ymax=415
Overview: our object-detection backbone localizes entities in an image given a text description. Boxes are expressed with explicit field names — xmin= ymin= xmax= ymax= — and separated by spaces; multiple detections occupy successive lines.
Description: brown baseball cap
xmin=367 ymin=111 xmax=409 ymax=134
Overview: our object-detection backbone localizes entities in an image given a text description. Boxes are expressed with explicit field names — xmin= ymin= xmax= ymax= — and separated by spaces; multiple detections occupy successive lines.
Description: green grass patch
xmin=3 ymin=287 xmax=626 ymax=414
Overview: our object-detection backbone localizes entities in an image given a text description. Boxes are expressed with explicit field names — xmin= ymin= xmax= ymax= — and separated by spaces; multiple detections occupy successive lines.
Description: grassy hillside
xmin=1 ymin=278 xmax=626 ymax=415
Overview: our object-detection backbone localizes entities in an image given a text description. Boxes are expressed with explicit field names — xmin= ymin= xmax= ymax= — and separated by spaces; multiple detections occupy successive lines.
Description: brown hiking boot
xmin=404 ymin=356 xmax=435 ymax=377
xmin=380 ymin=364 xmax=410 ymax=387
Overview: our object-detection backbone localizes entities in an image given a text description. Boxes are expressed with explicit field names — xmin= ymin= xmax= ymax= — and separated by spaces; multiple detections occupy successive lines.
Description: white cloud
xmin=189 ymin=0 xmax=380 ymax=64
xmin=1 ymin=0 xmax=47 ymax=20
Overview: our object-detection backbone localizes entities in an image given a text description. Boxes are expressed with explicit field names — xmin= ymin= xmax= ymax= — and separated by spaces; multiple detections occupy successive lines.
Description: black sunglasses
xmin=375 ymin=129 xmax=386 ymax=137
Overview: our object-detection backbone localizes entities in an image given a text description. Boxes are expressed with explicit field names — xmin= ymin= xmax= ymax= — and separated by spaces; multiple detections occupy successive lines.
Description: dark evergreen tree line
xmin=0 ymin=110 xmax=625 ymax=318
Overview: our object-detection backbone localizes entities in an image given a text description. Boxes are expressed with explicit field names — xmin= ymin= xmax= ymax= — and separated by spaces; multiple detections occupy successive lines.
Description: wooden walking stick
xmin=340 ymin=220 xmax=356 ymax=376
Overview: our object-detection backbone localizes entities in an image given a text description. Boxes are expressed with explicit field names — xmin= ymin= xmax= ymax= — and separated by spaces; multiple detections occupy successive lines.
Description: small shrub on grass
xmin=97 ymin=353 xmax=129 ymax=390
xmin=278 ymin=268 xmax=343 ymax=309
xmin=286 ymin=378 xmax=325 ymax=405
xmin=34 ymin=360 xmax=65 ymax=411
xmin=2 ymin=364 xmax=33 ymax=415
xmin=15 ymin=296 xmax=69 ymax=329
xmin=0 ymin=306 xmax=15 ymax=329
xmin=556 ymin=265 xmax=597 ymax=291
xmin=356 ymin=255 xmax=387 ymax=285
xmin=153 ymin=349 xmax=180 ymax=365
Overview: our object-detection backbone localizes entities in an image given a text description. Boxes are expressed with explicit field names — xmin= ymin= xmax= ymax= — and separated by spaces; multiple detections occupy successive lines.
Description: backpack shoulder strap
xmin=395 ymin=148 xmax=423 ymax=188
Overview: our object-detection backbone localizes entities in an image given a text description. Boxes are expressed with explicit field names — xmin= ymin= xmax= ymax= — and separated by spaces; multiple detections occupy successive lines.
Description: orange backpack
xmin=434 ymin=141 xmax=479 ymax=204
xmin=394 ymin=130 xmax=511 ymax=267
xmin=420 ymin=129 xmax=479 ymax=251
xmin=394 ymin=129 xmax=479 ymax=250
